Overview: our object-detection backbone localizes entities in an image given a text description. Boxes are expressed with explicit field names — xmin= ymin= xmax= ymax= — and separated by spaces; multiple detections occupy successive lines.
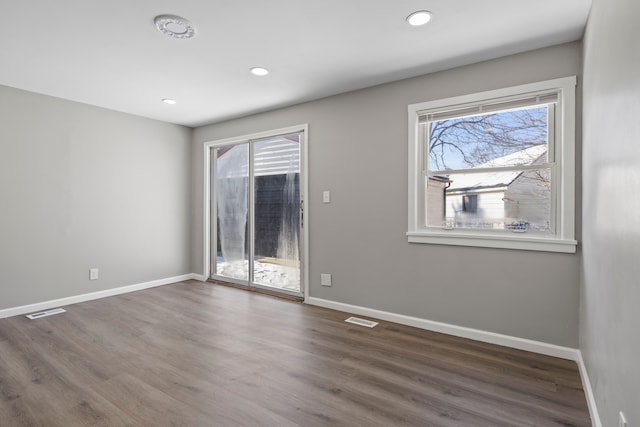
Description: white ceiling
xmin=1 ymin=0 xmax=591 ymax=128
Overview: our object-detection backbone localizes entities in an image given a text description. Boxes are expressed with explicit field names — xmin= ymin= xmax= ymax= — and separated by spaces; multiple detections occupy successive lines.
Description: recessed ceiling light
xmin=406 ymin=10 xmax=433 ymax=26
xmin=162 ymin=98 xmax=177 ymax=105
xmin=154 ymin=15 xmax=195 ymax=39
xmin=250 ymin=67 xmax=269 ymax=76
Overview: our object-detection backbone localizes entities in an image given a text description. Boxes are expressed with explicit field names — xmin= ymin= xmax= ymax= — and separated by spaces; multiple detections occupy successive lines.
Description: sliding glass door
xmin=252 ymin=134 xmax=301 ymax=292
xmin=210 ymin=131 xmax=303 ymax=296
xmin=213 ymin=143 xmax=249 ymax=282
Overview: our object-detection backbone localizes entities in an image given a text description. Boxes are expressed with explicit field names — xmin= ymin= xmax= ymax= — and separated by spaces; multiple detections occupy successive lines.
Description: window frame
xmin=407 ymin=77 xmax=577 ymax=253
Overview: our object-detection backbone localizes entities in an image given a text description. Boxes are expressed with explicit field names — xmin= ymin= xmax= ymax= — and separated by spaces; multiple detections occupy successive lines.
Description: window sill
xmin=407 ymin=231 xmax=577 ymax=253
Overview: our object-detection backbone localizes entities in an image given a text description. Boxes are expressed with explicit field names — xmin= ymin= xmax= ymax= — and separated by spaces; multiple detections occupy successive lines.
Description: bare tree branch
xmin=428 ymin=107 xmax=548 ymax=170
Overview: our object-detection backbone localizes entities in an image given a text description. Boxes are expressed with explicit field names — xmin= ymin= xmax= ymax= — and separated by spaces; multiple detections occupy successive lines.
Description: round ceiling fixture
xmin=154 ymin=15 xmax=195 ymax=39
xmin=162 ymin=98 xmax=177 ymax=105
xmin=406 ymin=10 xmax=433 ymax=26
xmin=250 ymin=67 xmax=269 ymax=76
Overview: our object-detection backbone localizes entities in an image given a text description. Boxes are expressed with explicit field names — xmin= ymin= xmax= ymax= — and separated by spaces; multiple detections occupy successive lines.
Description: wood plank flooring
xmin=0 ymin=280 xmax=591 ymax=426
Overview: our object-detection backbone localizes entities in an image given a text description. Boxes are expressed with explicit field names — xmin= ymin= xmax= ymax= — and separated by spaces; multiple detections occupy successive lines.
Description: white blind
xmin=419 ymin=92 xmax=558 ymax=123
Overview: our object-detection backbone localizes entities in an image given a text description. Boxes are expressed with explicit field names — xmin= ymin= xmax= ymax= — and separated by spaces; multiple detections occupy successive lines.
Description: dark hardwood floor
xmin=0 ymin=280 xmax=591 ymax=426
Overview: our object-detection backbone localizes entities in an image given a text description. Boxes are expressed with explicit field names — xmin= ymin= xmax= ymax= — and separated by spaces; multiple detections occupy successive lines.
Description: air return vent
xmin=345 ymin=317 xmax=378 ymax=328
xmin=26 ymin=308 xmax=66 ymax=320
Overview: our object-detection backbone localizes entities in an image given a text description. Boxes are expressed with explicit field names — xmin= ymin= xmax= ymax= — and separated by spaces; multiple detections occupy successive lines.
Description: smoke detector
xmin=154 ymin=15 xmax=196 ymax=39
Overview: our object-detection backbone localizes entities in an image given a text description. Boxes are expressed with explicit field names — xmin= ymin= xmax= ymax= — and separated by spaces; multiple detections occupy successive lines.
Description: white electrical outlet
xmin=89 ymin=268 xmax=99 ymax=280
xmin=619 ymin=411 xmax=627 ymax=427
xmin=320 ymin=273 xmax=332 ymax=286
xmin=323 ymin=190 xmax=331 ymax=203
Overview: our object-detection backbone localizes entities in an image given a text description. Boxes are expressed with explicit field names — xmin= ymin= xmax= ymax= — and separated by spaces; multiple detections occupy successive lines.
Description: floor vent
xmin=345 ymin=317 xmax=378 ymax=328
xmin=26 ymin=308 xmax=66 ymax=320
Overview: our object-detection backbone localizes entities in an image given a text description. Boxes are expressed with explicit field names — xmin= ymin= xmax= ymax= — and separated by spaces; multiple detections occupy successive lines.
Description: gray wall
xmin=193 ymin=42 xmax=582 ymax=347
xmin=0 ymin=85 xmax=192 ymax=310
xmin=581 ymin=0 xmax=640 ymax=425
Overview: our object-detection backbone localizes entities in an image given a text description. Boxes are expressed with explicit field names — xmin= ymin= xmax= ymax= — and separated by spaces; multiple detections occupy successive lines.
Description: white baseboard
xmin=576 ymin=351 xmax=602 ymax=427
xmin=0 ymin=273 xmax=199 ymax=319
xmin=308 ymin=297 xmax=602 ymax=427
xmin=306 ymin=297 xmax=579 ymax=361
xmin=0 ymin=278 xmax=599 ymax=427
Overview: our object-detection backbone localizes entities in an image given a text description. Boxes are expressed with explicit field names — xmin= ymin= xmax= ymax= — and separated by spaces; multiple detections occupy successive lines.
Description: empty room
xmin=0 ymin=0 xmax=637 ymax=426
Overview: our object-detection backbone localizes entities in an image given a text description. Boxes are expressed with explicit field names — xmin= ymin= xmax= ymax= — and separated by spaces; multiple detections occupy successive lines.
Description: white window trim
xmin=407 ymin=77 xmax=577 ymax=253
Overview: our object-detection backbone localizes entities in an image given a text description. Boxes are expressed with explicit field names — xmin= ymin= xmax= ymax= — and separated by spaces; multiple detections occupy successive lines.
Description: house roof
xmin=445 ymin=145 xmax=547 ymax=192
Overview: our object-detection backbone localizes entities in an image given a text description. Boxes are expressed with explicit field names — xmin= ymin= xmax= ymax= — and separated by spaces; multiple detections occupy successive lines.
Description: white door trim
xmin=203 ymin=124 xmax=309 ymax=301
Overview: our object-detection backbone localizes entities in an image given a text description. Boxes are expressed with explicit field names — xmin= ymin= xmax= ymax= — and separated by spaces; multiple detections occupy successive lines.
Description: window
xmin=462 ymin=195 xmax=478 ymax=214
xmin=408 ymin=77 xmax=577 ymax=253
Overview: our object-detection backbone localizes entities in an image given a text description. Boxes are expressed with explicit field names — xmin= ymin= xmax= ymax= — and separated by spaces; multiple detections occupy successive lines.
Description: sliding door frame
xmin=202 ymin=124 xmax=309 ymax=301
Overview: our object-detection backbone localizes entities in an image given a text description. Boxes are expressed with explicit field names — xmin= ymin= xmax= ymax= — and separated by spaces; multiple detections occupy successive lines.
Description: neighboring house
xmin=442 ymin=145 xmax=550 ymax=231
xmin=425 ymin=175 xmax=451 ymax=226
